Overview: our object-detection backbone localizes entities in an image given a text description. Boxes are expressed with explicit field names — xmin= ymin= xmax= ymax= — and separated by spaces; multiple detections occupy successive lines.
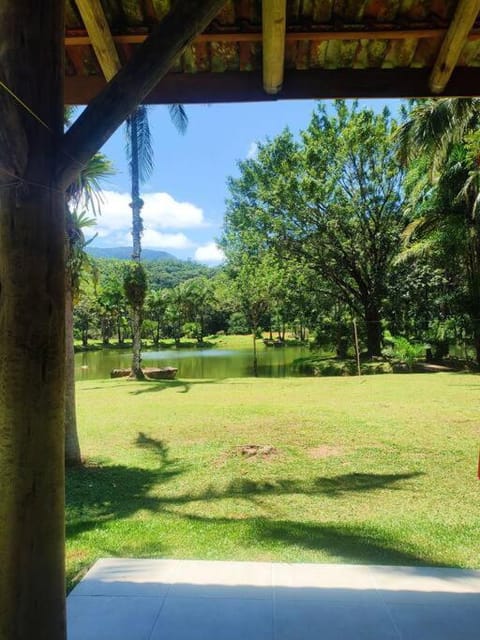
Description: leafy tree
xmin=163 ymin=285 xmax=187 ymax=345
xmin=228 ymin=252 xmax=277 ymax=376
xmin=73 ymin=291 xmax=98 ymax=347
xmin=179 ymin=277 xmax=215 ymax=343
xmin=65 ymin=152 xmax=113 ymax=466
xmin=224 ymin=102 xmax=404 ymax=356
xmin=144 ymin=289 xmax=169 ymax=345
xmin=397 ymin=98 xmax=480 ymax=362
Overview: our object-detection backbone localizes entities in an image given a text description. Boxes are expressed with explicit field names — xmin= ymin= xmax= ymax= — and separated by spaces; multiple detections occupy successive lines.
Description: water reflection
xmin=75 ymin=345 xmax=309 ymax=380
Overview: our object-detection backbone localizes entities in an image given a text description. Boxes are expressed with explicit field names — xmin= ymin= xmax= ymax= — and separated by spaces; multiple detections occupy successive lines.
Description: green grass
xmin=74 ymin=333 xmax=301 ymax=352
xmin=67 ymin=373 xmax=480 ymax=590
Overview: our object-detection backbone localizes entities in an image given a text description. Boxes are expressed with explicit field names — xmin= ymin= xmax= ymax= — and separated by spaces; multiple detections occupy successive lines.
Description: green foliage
xmin=294 ymin=358 xmax=392 ymax=377
xmin=223 ymin=101 xmax=405 ymax=357
xmin=382 ymin=336 xmax=425 ymax=370
xmin=399 ymin=98 xmax=480 ymax=363
xmin=123 ymin=262 xmax=148 ymax=308
xmin=228 ymin=311 xmax=250 ymax=335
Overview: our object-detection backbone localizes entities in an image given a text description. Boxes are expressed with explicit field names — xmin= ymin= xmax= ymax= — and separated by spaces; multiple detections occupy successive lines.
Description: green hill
xmin=87 ymin=246 xmax=177 ymax=261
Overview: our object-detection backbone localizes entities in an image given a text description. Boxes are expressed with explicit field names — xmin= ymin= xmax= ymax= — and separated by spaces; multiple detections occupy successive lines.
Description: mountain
xmin=86 ymin=247 xmax=177 ymax=261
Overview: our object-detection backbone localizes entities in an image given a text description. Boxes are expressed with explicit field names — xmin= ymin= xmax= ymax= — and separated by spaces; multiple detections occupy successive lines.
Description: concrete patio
xmin=67 ymin=558 xmax=480 ymax=639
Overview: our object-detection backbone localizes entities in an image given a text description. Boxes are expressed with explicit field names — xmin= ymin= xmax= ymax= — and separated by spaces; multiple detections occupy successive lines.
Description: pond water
xmin=75 ymin=344 xmax=310 ymax=380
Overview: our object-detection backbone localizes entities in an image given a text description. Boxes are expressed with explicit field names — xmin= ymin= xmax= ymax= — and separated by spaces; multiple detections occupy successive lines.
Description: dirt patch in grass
xmin=214 ymin=444 xmax=279 ymax=467
xmin=236 ymin=444 xmax=278 ymax=459
xmin=308 ymin=445 xmax=344 ymax=459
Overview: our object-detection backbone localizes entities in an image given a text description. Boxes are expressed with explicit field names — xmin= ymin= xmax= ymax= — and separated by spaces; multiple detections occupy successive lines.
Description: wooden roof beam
xmin=74 ymin=0 xmax=121 ymax=81
xmin=262 ymin=0 xmax=287 ymax=95
xmin=58 ymin=0 xmax=226 ymax=190
xmin=429 ymin=0 xmax=480 ymax=94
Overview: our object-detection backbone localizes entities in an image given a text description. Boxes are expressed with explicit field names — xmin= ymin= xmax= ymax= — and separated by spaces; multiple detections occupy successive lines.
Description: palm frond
xmin=395 ymin=99 xmax=480 ymax=168
xmin=67 ymin=153 xmax=115 ymax=215
xmin=126 ymin=106 xmax=154 ymax=184
xmin=167 ymin=104 xmax=188 ymax=135
xmin=393 ymin=238 xmax=434 ymax=264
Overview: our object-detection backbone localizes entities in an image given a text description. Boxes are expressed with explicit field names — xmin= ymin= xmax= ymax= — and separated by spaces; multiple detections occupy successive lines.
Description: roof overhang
xmin=65 ymin=0 xmax=480 ymax=105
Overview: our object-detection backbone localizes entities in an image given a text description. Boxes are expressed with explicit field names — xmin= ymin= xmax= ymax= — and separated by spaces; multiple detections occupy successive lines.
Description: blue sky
xmin=91 ymin=98 xmax=402 ymax=264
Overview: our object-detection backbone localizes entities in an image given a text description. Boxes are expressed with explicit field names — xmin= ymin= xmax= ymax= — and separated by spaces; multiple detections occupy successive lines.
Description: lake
xmin=75 ymin=344 xmax=310 ymax=380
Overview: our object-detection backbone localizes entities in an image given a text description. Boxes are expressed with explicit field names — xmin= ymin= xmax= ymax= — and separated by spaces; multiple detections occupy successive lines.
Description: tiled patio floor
xmin=67 ymin=558 xmax=480 ymax=639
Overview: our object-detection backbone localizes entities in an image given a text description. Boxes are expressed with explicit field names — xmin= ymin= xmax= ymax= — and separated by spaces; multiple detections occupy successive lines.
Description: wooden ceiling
xmin=65 ymin=0 xmax=480 ymax=104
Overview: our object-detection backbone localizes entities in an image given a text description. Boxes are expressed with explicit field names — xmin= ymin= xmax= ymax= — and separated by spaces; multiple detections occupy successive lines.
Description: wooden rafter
xmin=262 ymin=0 xmax=287 ymax=95
xmin=429 ymin=0 xmax=480 ymax=94
xmin=65 ymin=27 xmax=480 ymax=47
xmin=74 ymin=0 xmax=121 ymax=81
xmin=65 ymin=68 xmax=480 ymax=106
xmin=58 ymin=0 xmax=226 ymax=190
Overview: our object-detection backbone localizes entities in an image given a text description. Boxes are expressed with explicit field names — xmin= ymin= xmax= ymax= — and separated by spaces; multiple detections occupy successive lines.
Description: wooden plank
xmin=58 ymin=0 xmax=226 ymax=190
xmin=74 ymin=0 xmax=122 ymax=81
xmin=65 ymin=67 xmax=480 ymax=105
xmin=262 ymin=0 xmax=287 ymax=93
xmin=429 ymin=0 xmax=480 ymax=93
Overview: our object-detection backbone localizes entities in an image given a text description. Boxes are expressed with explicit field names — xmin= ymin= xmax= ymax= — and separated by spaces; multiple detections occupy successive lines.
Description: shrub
xmin=382 ymin=336 xmax=425 ymax=370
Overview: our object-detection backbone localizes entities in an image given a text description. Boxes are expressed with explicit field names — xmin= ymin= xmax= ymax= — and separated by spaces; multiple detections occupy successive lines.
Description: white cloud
xmin=246 ymin=142 xmax=258 ymax=159
xmin=194 ymin=242 xmax=225 ymax=264
xmin=141 ymin=230 xmax=192 ymax=250
xmin=142 ymin=192 xmax=206 ymax=229
xmin=87 ymin=190 xmax=206 ymax=249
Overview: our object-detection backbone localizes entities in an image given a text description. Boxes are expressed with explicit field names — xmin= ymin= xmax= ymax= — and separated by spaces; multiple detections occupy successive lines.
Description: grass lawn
xmin=67 ymin=373 xmax=480 ymax=590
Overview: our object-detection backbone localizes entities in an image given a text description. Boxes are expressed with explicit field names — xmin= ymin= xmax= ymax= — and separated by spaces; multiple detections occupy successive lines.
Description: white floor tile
xmin=67 ymin=595 xmax=164 ymax=640
xmin=274 ymin=599 xmax=400 ymax=640
xmin=149 ymin=596 xmax=273 ymax=640
xmin=388 ymin=601 xmax=480 ymax=640
xmin=66 ymin=559 xmax=480 ymax=640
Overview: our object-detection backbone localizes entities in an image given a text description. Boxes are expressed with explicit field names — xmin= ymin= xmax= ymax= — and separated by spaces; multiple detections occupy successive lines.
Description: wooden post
xmin=262 ymin=0 xmax=287 ymax=94
xmin=429 ymin=0 xmax=480 ymax=94
xmin=353 ymin=319 xmax=361 ymax=376
xmin=75 ymin=0 xmax=122 ymax=81
xmin=74 ymin=0 xmax=121 ymax=81
xmin=0 ymin=2 xmax=66 ymax=639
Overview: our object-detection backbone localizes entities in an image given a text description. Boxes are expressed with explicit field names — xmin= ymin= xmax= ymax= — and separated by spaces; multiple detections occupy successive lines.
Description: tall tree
xmin=227 ymin=252 xmax=277 ymax=376
xmin=224 ymin=102 xmax=404 ymax=356
xmin=397 ymin=99 xmax=480 ymax=362
xmin=125 ymin=104 xmax=187 ymax=379
xmin=65 ymin=153 xmax=113 ymax=465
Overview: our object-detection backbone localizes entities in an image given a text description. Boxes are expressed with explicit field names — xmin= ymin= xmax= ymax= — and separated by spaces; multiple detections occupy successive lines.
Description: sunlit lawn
xmin=67 ymin=373 xmax=480 ymax=590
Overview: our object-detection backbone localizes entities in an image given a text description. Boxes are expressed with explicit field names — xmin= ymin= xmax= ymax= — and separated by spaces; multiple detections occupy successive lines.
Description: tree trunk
xmin=472 ymin=316 xmax=480 ymax=365
xmin=252 ymin=331 xmax=258 ymax=377
xmin=0 ymin=4 xmax=66 ymax=638
xmin=129 ymin=112 xmax=145 ymax=379
xmin=65 ymin=279 xmax=82 ymax=466
xmin=129 ymin=114 xmax=143 ymax=263
xmin=130 ymin=305 xmax=145 ymax=380
xmin=474 ymin=333 xmax=480 ymax=367
xmin=364 ymin=304 xmax=382 ymax=358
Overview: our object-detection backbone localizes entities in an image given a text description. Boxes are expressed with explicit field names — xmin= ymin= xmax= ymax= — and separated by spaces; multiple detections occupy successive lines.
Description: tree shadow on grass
xmin=181 ymin=513 xmax=449 ymax=567
xmin=66 ymin=436 xmax=184 ymax=539
xmin=157 ymin=472 xmax=424 ymax=506
xmin=67 ymin=431 xmax=424 ymax=564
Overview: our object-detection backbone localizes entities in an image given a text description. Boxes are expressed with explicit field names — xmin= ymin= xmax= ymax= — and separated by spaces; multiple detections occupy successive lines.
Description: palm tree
xmin=397 ymin=99 xmax=480 ymax=363
xmin=65 ymin=153 xmax=114 ymax=465
xmin=125 ymin=104 xmax=187 ymax=379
